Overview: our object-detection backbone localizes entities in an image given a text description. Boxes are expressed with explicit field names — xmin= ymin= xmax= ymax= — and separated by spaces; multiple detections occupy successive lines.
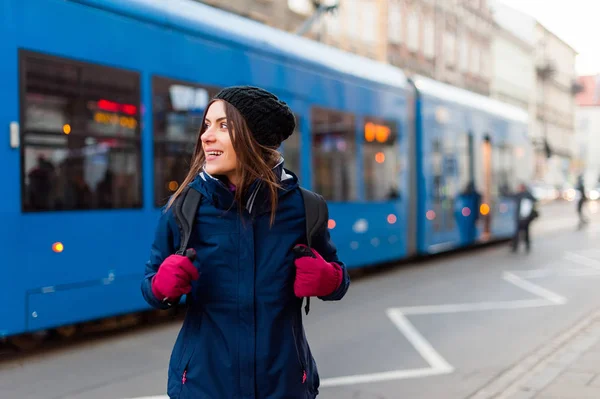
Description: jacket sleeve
xmin=313 ymin=223 xmax=350 ymax=301
xmin=141 ymin=206 xmax=181 ymax=309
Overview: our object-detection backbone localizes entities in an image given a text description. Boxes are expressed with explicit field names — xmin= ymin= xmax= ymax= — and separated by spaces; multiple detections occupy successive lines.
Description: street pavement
xmin=1 ymin=200 xmax=600 ymax=399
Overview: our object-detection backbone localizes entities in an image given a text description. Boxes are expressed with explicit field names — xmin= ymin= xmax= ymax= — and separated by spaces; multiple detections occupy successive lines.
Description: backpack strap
xmin=173 ymin=186 xmax=202 ymax=256
xmin=299 ymin=187 xmax=329 ymax=315
xmin=300 ymin=187 xmax=328 ymax=248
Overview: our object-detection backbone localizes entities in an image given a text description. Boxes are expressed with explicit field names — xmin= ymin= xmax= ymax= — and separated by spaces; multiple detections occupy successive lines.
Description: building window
xmin=345 ymin=0 xmax=360 ymax=40
xmin=459 ymin=34 xmax=469 ymax=72
xmin=325 ymin=11 xmax=341 ymax=37
xmin=388 ymin=1 xmax=402 ymax=44
xmin=153 ymin=77 xmax=221 ymax=207
xmin=407 ymin=6 xmax=420 ymax=51
xmin=444 ymin=30 xmax=456 ymax=66
xmin=361 ymin=1 xmax=378 ymax=44
xmin=480 ymin=47 xmax=489 ymax=79
xmin=471 ymin=43 xmax=481 ymax=74
xmin=311 ymin=107 xmax=357 ymax=201
xmin=423 ymin=16 xmax=435 ymax=59
xmin=363 ymin=118 xmax=400 ymax=201
xmin=20 ymin=51 xmax=142 ymax=212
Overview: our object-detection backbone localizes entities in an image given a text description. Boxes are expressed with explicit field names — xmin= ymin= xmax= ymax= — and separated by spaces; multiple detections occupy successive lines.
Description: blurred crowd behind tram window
xmin=492 ymin=143 xmax=514 ymax=197
xmin=21 ymin=51 xmax=142 ymax=212
xmin=458 ymin=132 xmax=472 ymax=194
xmin=430 ymin=134 xmax=458 ymax=232
xmin=362 ymin=117 xmax=400 ymax=201
xmin=311 ymin=107 xmax=357 ymax=201
xmin=430 ymin=137 xmax=443 ymax=232
xmin=152 ymin=77 xmax=221 ymax=207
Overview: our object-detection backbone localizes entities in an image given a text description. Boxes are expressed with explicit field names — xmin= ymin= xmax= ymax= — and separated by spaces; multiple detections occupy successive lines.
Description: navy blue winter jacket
xmin=141 ymin=162 xmax=350 ymax=398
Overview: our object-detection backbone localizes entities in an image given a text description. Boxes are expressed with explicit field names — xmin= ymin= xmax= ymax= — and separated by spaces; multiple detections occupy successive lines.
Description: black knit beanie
xmin=213 ymin=86 xmax=296 ymax=148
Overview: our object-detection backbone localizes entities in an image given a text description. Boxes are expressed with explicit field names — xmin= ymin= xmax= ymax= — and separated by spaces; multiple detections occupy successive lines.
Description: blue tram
xmin=0 ymin=0 xmax=529 ymax=338
xmin=413 ymin=76 xmax=530 ymax=254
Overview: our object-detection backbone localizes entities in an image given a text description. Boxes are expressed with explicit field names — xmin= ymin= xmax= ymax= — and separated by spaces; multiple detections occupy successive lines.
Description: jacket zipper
xmin=291 ymin=315 xmax=307 ymax=384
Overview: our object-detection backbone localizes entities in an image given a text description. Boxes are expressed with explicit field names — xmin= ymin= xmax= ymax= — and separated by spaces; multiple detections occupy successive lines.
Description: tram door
xmin=481 ymin=136 xmax=493 ymax=239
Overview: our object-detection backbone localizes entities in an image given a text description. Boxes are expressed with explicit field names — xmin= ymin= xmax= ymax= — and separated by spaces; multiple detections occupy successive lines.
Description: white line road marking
xmin=557 ymin=269 xmax=600 ymax=277
xmin=317 ymin=250 xmax=600 ymax=388
xmin=513 ymin=268 xmax=600 ymax=279
xmin=393 ymin=299 xmax=554 ymax=316
xmin=564 ymin=251 xmax=600 ymax=269
xmin=386 ymin=309 xmax=454 ymax=373
xmin=320 ymin=366 xmax=451 ymax=388
xmin=123 ymin=397 xmax=167 ymax=399
xmin=502 ymin=271 xmax=567 ymax=304
xmin=512 ymin=269 xmax=556 ymax=279
xmin=124 ymin=249 xmax=600 ymax=396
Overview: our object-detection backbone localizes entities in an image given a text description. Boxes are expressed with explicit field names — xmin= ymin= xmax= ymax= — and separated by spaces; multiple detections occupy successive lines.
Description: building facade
xmin=489 ymin=1 xmax=537 ymax=184
xmin=195 ymin=0 xmax=495 ymax=95
xmin=534 ymin=22 xmax=578 ymax=185
xmin=194 ymin=0 xmax=577 ymax=186
xmin=197 ymin=0 xmax=309 ymax=32
xmin=489 ymin=1 xmax=536 ymax=110
xmin=296 ymin=0 xmax=387 ymax=61
xmin=575 ymin=75 xmax=600 ymax=189
xmin=383 ymin=0 xmax=495 ymax=96
xmin=195 ymin=0 xmax=387 ymax=61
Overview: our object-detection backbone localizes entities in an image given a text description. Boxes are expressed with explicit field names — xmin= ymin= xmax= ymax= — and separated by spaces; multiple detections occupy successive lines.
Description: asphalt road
xmin=1 ymin=200 xmax=599 ymax=399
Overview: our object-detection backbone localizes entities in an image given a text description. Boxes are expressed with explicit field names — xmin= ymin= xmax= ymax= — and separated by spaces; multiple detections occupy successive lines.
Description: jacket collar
xmin=189 ymin=157 xmax=298 ymax=214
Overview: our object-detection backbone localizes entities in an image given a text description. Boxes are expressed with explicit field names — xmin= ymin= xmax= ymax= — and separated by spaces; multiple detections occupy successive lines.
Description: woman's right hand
xmin=151 ymin=251 xmax=199 ymax=303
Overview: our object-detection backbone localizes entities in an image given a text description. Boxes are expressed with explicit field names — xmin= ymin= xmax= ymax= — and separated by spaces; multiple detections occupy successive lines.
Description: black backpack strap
xmin=300 ymin=187 xmax=328 ymax=247
xmin=299 ymin=187 xmax=329 ymax=315
xmin=173 ymin=186 xmax=202 ymax=256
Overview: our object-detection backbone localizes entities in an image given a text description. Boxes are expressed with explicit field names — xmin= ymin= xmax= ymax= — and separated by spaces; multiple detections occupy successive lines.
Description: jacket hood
xmin=188 ymin=157 xmax=299 ymax=215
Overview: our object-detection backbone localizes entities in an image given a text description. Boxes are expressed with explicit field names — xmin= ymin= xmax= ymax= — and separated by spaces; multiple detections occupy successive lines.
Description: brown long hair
xmin=166 ymin=99 xmax=282 ymax=225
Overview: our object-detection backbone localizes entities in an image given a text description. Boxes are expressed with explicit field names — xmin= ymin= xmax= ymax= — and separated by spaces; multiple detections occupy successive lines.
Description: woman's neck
xmin=225 ymin=173 xmax=239 ymax=191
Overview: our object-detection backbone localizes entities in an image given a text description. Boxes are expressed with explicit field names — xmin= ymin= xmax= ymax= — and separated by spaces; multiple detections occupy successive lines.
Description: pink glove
xmin=293 ymin=245 xmax=343 ymax=298
xmin=151 ymin=250 xmax=199 ymax=303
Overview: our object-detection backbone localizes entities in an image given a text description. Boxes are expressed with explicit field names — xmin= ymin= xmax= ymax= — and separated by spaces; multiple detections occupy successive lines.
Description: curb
xmin=467 ymin=310 xmax=600 ymax=398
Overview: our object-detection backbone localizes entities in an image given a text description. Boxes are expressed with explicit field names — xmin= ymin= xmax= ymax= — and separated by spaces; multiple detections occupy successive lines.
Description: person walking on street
xmin=512 ymin=183 xmax=538 ymax=253
xmin=576 ymin=174 xmax=588 ymax=228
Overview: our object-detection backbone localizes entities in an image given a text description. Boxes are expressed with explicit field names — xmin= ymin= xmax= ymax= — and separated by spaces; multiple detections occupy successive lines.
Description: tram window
xmin=458 ymin=133 xmax=472 ymax=192
xmin=430 ymin=136 xmax=457 ymax=231
xmin=493 ymin=144 xmax=514 ymax=196
xmin=282 ymin=115 xmax=301 ymax=180
xmin=311 ymin=108 xmax=357 ymax=201
xmin=20 ymin=51 xmax=142 ymax=212
xmin=431 ymin=138 xmax=443 ymax=201
xmin=363 ymin=118 xmax=400 ymax=201
xmin=153 ymin=77 xmax=221 ymax=206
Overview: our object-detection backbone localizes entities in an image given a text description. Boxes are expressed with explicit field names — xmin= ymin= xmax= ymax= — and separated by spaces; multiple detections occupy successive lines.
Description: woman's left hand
xmin=292 ymin=244 xmax=343 ymax=297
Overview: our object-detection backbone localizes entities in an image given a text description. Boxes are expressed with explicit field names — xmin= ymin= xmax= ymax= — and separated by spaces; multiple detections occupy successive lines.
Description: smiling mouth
xmin=206 ymin=151 xmax=223 ymax=157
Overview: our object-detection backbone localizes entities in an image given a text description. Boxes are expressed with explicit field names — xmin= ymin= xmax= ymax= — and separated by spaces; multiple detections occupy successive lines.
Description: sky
xmin=496 ymin=0 xmax=600 ymax=75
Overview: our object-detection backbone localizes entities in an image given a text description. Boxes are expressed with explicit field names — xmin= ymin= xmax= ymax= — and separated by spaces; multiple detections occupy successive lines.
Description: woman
xmin=141 ymin=86 xmax=350 ymax=398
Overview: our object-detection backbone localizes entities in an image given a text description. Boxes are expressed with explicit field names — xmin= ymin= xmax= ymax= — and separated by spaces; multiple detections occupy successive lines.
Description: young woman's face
xmin=201 ymin=101 xmax=238 ymax=184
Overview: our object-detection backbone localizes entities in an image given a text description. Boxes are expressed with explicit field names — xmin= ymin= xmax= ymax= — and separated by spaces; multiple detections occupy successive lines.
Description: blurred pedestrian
xmin=576 ymin=174 xmax=588 ymax=228
xmin=141 ymin=86 xmax=350 ymax=398
xmin=512 ymin=182 xmax=538 ymax=253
